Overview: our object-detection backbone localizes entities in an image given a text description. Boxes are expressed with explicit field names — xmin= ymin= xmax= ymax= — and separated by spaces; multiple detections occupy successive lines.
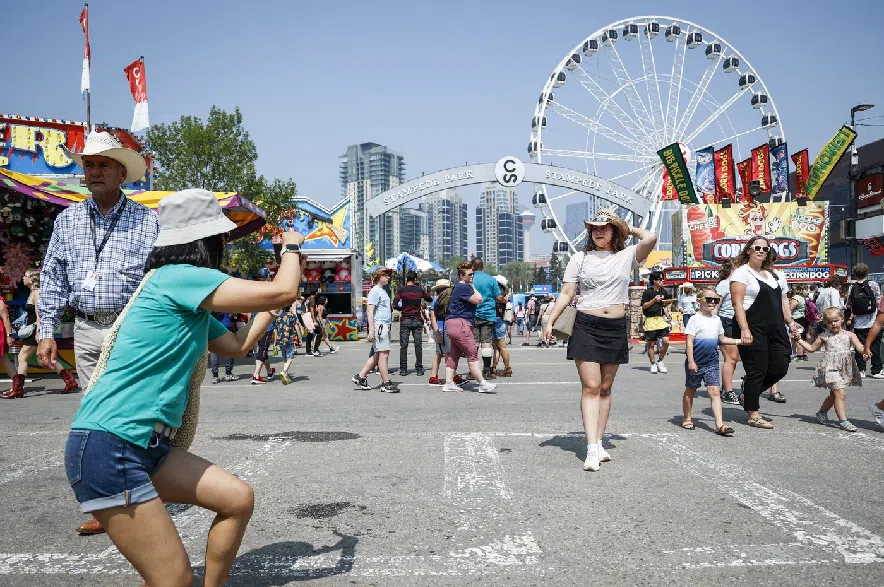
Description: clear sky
xmin=5 ymin=0 xmax=884 ymax=255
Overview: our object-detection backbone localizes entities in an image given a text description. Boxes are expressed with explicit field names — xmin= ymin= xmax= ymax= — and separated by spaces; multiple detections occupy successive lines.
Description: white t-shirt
xmin=815 ymin=286 xmax=844 ymax=312
xmin=563 ymin=245 xmax=639 ymax=310
xmin=716 ymin=279 xmax=735 ymax=319
xmin=730 ymin=265 xmax=788 ymax=310
xmin=684 ymin=314 xmax=725 ymax=366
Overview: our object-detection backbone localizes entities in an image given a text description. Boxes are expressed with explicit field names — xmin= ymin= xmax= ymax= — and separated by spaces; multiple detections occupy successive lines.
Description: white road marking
xmin=640 ymin=433 xmax=884 ymax=564
xmin=0 ymin=452 xmax=63 ymax=486
xmin=444 ymin=433 xmax=513 ymax=502
xmin=662 ymin=542 xmax=841 ymax=568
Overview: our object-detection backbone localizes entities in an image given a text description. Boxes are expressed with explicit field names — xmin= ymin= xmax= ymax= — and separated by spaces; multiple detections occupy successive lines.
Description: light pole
xmin=848 ymin=104 xmax=875 ymax=270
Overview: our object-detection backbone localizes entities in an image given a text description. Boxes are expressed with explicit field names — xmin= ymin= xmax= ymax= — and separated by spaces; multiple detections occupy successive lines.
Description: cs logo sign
xmin=495 ymin=156 xmax=525 ymax=188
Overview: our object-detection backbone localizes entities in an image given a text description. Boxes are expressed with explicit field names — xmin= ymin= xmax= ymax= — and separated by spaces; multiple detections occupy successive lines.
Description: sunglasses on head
xmin=590 ymin=216 xmax=613 ymax=224
xmin=699 ymin=296 xmax=721 ymax=303
xmin=751 ymin=245 xmax=770 ymax=253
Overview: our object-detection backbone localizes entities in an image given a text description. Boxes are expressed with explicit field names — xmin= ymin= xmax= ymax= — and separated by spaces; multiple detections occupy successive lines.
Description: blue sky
xmin=5 ymin=0 xmax=884 ymax=255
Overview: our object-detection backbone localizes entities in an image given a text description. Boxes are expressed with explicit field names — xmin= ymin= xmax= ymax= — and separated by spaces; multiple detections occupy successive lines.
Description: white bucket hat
xmin=154 ymin=188 xmax=237 ymax=247
xmin=65 ymin=131 xmax=148 ymax=185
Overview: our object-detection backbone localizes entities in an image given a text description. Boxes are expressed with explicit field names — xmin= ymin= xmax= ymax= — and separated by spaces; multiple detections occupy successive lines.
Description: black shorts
xmin=720 ymin=316 xmax=738 ymax=339
xmin=567 ymin=313 xmax=629 ymax=364
xmin=256 ymin=331 xmax=272 ymax=362
xmin=645 ymin=327 xmax=670 ymax=342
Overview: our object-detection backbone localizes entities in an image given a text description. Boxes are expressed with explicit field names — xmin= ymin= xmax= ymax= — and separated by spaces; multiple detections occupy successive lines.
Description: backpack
xmin=434 ymin=287 xmax=453 ymax=321
xmin=805 ymin=298 xmax=819 ymax=324
xmin=849 ymin=281 xmax=876 ymax=316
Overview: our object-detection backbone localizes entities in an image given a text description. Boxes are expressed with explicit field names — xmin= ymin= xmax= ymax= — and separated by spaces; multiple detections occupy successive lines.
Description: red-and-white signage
xmin=123 ymin=58 xmax=150 ymax=133
xmin=857 ymin=174 xmax=884 ymax=209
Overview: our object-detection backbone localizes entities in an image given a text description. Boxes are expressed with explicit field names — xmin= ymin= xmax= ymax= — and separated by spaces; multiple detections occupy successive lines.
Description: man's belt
xmin=75 ymin=310 xmax=120 ymax=326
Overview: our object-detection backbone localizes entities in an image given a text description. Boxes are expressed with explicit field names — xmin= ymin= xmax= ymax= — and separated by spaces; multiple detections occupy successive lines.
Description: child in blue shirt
xmin=682 ymin=286 xmax=743 ymax=436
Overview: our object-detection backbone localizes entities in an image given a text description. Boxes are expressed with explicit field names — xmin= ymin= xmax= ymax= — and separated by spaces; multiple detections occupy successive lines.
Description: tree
xmin=501 ymin=261 xmax=534 ymax=292
xmin=146 ymin=106 xmax=258 ymax=193
xmin=227 ymin=177 xmax=298 ymax=275
xmin=533 ymin=265 xmax=547 ymax=284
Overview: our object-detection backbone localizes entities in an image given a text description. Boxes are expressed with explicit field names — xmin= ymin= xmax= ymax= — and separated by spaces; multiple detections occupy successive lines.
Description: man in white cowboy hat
xmin=37 ymin=130 xmax=159 ymax=536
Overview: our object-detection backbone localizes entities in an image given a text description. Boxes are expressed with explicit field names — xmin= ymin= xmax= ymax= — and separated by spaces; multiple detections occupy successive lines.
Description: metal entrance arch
xmin=365 ymin=156 xmax=653 ymax=261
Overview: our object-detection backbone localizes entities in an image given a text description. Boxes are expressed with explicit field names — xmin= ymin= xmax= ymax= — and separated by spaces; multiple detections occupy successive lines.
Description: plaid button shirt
xmin=38 ymin=195 xmax=159 ymax=340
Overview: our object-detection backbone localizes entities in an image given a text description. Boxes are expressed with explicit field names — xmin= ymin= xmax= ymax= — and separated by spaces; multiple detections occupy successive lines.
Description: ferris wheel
xmin=530 ymin=16 xmax=786 ymax=253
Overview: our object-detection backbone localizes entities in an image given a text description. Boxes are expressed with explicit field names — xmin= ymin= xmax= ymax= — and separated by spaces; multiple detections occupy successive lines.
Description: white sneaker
xmin=598 ymin=442 xmax=611 ymax=463
xmin=657 ymin=361 xmax=668 ymax=374
xmin=478 ymin=381 xmax=497 ymax=393
xmin=869 ymin=404 xmax=884 ymax=429
xmin=860 ymin=371 xmax=867 ymax=379
xmin=650 ymin=363 xmax=659 ymax=374
xmin=442 ymin=382 xmax=461 ymax=392
xmin=870 ymin=372 xmax=884 ymax=379
xmin=583 ymin=445 xmax=600 ymax=471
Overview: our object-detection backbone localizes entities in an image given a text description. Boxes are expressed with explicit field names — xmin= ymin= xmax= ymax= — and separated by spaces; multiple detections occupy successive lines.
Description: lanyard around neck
xmin=89 ymin=197 xmax=128 ymax=268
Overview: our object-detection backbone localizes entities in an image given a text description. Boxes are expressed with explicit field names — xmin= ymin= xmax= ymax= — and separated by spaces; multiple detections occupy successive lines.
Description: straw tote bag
xmin=84 ymin=269 xmax=204 ymax=450
xmin=551 ymin=253 xmax=588 ymax=340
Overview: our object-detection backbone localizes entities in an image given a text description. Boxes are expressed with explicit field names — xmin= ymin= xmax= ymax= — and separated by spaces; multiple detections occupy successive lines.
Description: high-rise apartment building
xmin=384 ymin=207 xmax=428 ymax=259
xmin=476 ymin=183 xmax=523 ymax=268
xmin=420 ymin=189 xmax=468 ymax=262
xmin=564 ymin=197 xmax=629 ymax=248
xmin=339 ymin=142 xmax=406 ymax=260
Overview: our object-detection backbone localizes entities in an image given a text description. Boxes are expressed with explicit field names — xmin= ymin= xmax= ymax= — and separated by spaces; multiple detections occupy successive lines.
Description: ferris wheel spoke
xmin=610 ymin=161 xmax=659 ymax=182
xmin=707 ymin=125 xmax=766 ymax=149
xmin=642 ymin=32 xmax=667 ymax=143
xmin=575 ymin=65 xmax=655 ymax=149
xmin=664 ymin=32 xmax=687 ymax=143
xmin=541 ymin=148 xmax=658 ymax=163
xmin=549 ymin=190 xmax=578 ymax=202
xmin=673 ymin=53 xmax=724 ymax=142
xmin=549 ymin=102 xmax=650 ymax=154
xmin=683 ymin=89 xmax=745 ymax=146
xmin=606 ymin=45 xmax=657 ymax=142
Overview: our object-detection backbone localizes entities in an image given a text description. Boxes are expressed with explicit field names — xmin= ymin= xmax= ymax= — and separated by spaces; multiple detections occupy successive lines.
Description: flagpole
xmin=86 ymin=89 xmax=91 ymax=131
xmin=81 ymin=3 xmax=91 ymax=132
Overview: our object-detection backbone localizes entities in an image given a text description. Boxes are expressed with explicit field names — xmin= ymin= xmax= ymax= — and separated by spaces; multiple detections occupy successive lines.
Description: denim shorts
xmin=684 ymin=361 xmax=721 ymax=390
xmin=281 ymin=343 xmax=297 ymax=360
xmin=65 ymin=429 xmax=171 ymax=513
xmin=494 ymin=319 xmax=508 ymax=341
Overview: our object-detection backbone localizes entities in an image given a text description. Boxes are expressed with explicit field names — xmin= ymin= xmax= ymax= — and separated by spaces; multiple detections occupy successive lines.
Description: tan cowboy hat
xmin=431 ymin=279 xmax=452 ymax=291
xmin=372 ymin=267 xmax=393 ymax=282
xmin=65 ymin=131 xmax=147 ymax=185
xmin=585 ymin=208 xmax=629 ymax=239
xmin=682 ymin=282 xmax=695 ymax=290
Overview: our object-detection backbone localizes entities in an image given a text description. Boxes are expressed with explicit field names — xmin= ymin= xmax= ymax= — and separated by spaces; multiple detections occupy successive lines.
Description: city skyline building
xmin=384 ymin=207 xmax=428 ymax=259
xmin=476 ymin=183 xmax=523 ymax=268
xmin=420 ymin=189 xmax=468 ymax=262
xmin=339 ymin=142 xmax=406 ymax=260
xmin=520 ymin=210 xmax=536 ymax=262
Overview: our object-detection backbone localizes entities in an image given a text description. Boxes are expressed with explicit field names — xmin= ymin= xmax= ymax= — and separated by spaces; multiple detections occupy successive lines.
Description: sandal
xmin=501 ymin=367 xmax=513 ymax=377
xmin=747 ymin=416 xmax=774 ymax=429
xmin=768 ymin=391 xmax=787 ymax=403
xmin=715 ymin=424 xmax=735 ymax=437
xmin=681 ymin=420 xmax=695 ymax=430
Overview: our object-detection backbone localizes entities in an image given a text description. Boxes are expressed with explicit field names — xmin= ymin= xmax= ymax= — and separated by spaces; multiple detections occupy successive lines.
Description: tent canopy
xmin=384 ymin=252 xmax=443 ymax=273
xmin=0 ymin=168 xmax=265 ymax=240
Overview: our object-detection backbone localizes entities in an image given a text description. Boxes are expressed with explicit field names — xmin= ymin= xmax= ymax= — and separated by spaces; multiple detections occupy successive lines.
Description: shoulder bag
xmin=552 ymin=253 xmax=588 ymax=340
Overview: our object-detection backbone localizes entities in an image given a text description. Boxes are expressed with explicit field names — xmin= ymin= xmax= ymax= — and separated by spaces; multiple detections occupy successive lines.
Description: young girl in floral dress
xmin=794 ymin=307 xmax=863 ymax=432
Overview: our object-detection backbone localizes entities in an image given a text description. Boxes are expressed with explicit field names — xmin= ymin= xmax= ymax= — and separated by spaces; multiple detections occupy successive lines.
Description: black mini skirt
xmin=566 ymin=313 xmax=629 ymax=364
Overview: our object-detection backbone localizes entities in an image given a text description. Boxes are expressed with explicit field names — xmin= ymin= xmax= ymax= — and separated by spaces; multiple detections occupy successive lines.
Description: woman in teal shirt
xmin=64 ymin=189 xmax=306 ymax=587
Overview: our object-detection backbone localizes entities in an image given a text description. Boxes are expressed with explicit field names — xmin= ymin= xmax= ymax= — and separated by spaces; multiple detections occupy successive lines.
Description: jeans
xmin=210 ymin=353 xmax=234 ymax=376
xmin=854 ymin=327 xmax=883 ymax=374
xmin=516 ymin=317 xmax=525 ymax=335
xmin=399 ymin=317 xmax=424 ymax=371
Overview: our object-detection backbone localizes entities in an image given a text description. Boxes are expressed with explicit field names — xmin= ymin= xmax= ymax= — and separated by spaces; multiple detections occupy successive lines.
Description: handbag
xmin=12 ymin=313 xmax=35 ymax=339
xmin=551 ymin=252 xmax=588 ymax=340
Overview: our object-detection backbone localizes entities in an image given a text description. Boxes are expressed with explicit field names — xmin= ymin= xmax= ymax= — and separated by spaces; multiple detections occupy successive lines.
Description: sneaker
xmin=222 ymin=374 xmax=238 ymax=382
xmin=815 ymin=410 xmax=829 ymax=425
xmin=478 ymin=381 xmax=497 ymax=393
xmin=598 ymin=443 xmax=612 ymax=463
xmin=442 ymin=382 xmax=461 ymax=392
xmin=650 ymin=363 xmax=659 ymax=374
xmin=416 ymin=369 xmax=425 ymax=376
xmin=868 ymin=404 xmax=884 ymax=429
xmin=280 ymin=372 xmax=291 ymax=385
xmin=329 ymin=347 xmax=339 ymax=354
xmin=838 ymin=420 xmax=858 ymax=432
xmin=860 ymin=372 xmax=867 ymax=379
xmin=722 ymin=391 xmax=741 ymax=405
xmin=212 ymin=375 xmax=220 ymax=384
xmin=380 ymin=381 xmax=400 ymax=393
xmin=453 ymin=375 xmax=466 ymax=385
xmin=870 ymin=372 xmax=884 ymax=380
xmin=351 ymin=374 xmax=371 ymax=390
xmin=583 ymin=445 xmax=600 ymax=472
xmin=657 ymin=361 xmax=668 ymax=374
xmin=251 ymin=376 xmax=267 ymax=385
xmin=312 ymin=351 xmax=322 ymax=357
xmin=428 ymin=377 xmax=443 ymax=385
xmin=398 ymin=369 xmax=408 ymax=377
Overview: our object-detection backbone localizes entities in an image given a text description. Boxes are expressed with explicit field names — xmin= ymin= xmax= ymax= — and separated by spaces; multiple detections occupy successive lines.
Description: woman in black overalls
xmin=731 ymin=237 xmax=801 ymax=428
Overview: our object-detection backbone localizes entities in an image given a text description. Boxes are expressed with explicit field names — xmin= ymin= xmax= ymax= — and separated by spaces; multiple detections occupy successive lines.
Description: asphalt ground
xmin=1 ymin=339 xmax=883 ymax=586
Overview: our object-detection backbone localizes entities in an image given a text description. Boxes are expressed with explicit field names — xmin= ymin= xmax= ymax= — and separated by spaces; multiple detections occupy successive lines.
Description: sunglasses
xmin=752 ymin=245 xmax=770 ymax=253
xmin=699 ymin=296 xmax=722 ymax=303
xmin=463 ymin=272 xmax=474 ymax=276
xmin=590 ymin=216 xmax=613 ymax=224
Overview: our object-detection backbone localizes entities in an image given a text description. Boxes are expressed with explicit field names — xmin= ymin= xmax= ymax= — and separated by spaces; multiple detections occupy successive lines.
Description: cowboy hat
xmin=494 ymin=274 xmax=509 ymax=287
xmin=431 ymin=279 xmax=452 ymax=291
xmin=681 ymin=282 xmax=695 ymax=290
xmin=372 ymin=267 xmax=393 ymax=282
xmin=65 ymin=131 xmax=148 ymax=185
xmin=154 ymin=188 xmax=237 ymax=247
xmin=585 ymin=208 xmax=629 ymax=239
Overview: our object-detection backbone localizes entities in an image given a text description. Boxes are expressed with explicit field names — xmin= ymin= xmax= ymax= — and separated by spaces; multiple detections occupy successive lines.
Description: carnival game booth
xmin=0 ymin=168 xmax=266 ymax=373
xmin=268 ymin=196 xmax=361 ymax=341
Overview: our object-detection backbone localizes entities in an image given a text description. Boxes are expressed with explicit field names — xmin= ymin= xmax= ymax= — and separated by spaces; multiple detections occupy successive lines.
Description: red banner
xmin=737 ymin=158 xmax=751 ymax=202
xmin=751 ymin=144 xmax=771 ymax=194
xmin=857 ymin=174 xmax=884 ymax=208
xmin=714 ymin=144 xmax=735 ymax=202
xmin=791 ymin=149 xmax=810 ymax=198
xmin=124 ymin=58 xmax=148 ymax=103
xmin=862 ymin=235 xmax=884 ymax=257
xmin=79 ymin=6 xmax=90 ymax=60
xmin=661 ymin=168 xmax=677 ymax=200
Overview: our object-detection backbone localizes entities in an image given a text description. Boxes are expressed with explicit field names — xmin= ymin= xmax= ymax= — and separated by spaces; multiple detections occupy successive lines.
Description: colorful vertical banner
xmin=124 ymin=57 xmax=150 ymax=133
xmin=657 ymin=143 xmax=698 ymax=204
xmin=791 ymin=149 xmax=810 ymax=198
xmin=694 ymin=146 xmax=715 ymax=202
xmin=714 ymin=144 xmax=735 ymax=202
xmin=79 ymin=4 xmax=90 ymax=95
xmin=737 ymin=158 xmax=752 ymax=202
xmin=805 ymin=125 xmax=858 ymax=200
xmin=661 ymin=168 xmax=677 ymax=200
xmin=750 ymin=144 xmax=771 ymax=194
xmin=770 ymin=143 xmax=789 ymax=195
